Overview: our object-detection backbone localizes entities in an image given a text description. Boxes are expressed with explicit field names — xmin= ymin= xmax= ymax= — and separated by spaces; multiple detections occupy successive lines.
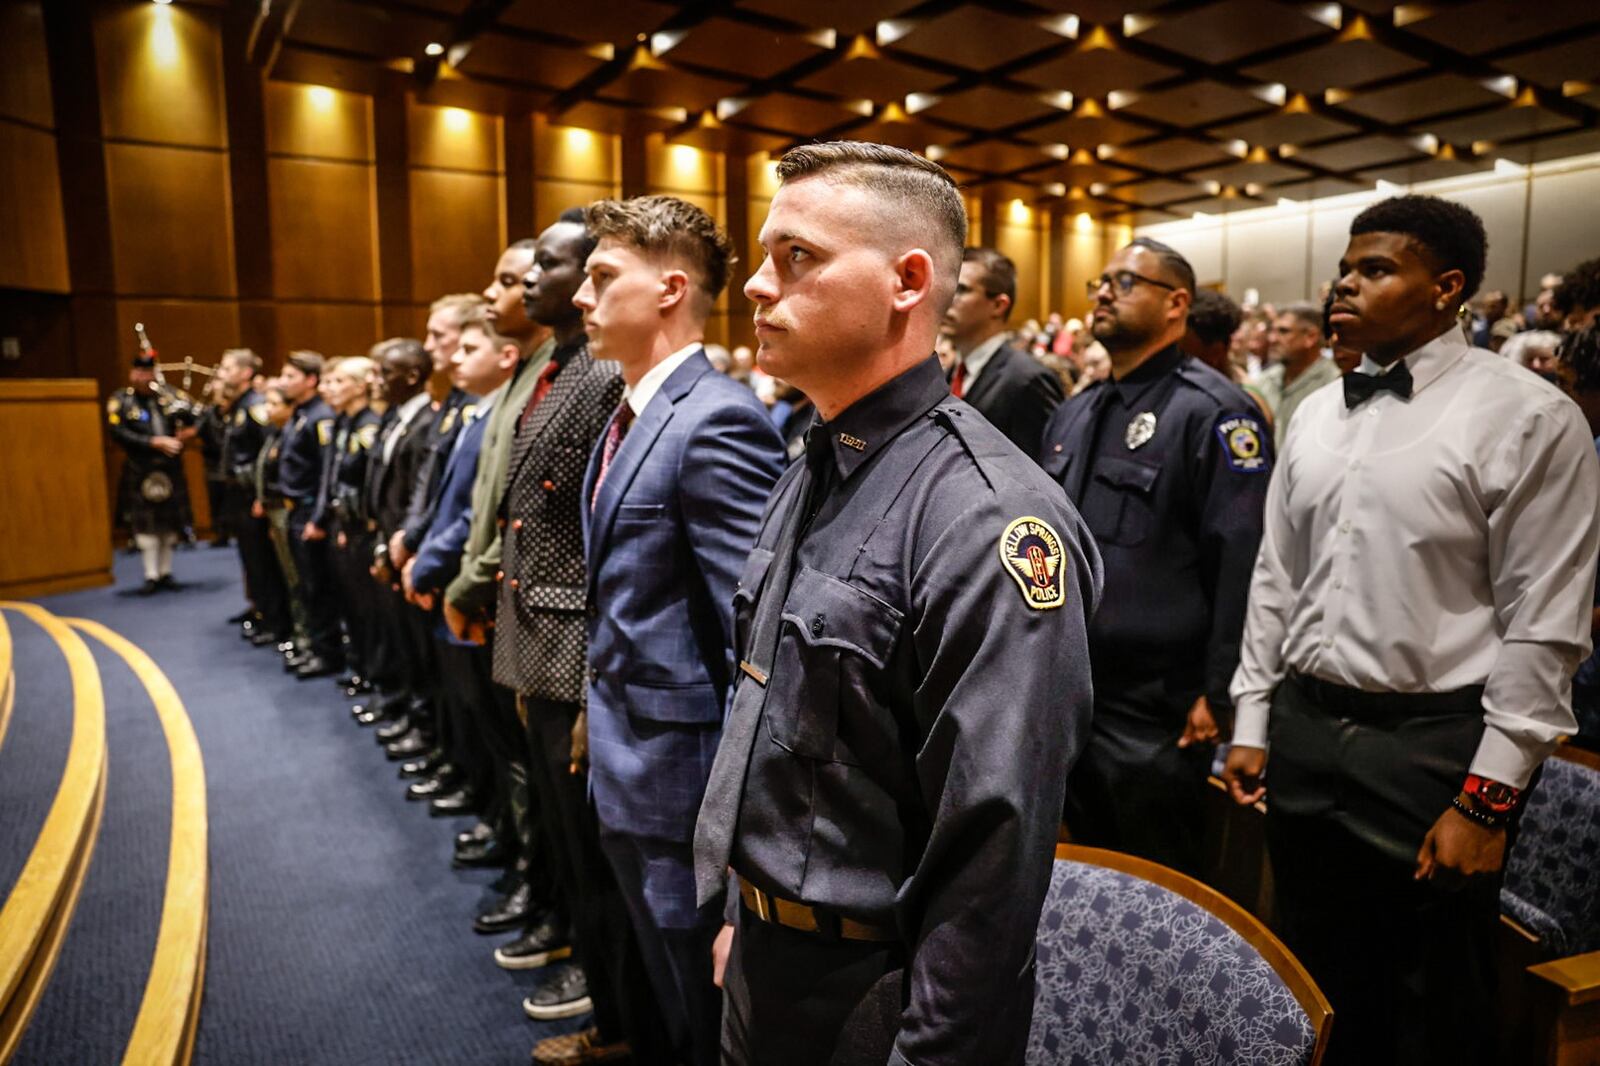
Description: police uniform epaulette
xmin=1176 ymin=358 xmax=1254 ymax=411
xmin=931 ymin=400 xmax=1019 ymax=494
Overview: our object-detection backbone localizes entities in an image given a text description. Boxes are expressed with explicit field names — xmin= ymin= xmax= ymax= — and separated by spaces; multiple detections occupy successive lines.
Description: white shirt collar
xmin=959 ymin=331 xmax=1009 ymax=387
xmin=395 ymin=390 xmax=432 ymax=426
xmin=1357 ymin=324 xmax=1471 ymax=397
xmin=625 ymin=342 xmax=701 ymax=417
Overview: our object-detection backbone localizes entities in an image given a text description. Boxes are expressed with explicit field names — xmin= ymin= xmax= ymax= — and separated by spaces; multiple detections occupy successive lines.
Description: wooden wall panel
xmin=647 ymin=139 xmax=723 ymax=199
xmin=267 ymin=158 xmax=377 ymax=301
xmin=265 ymin=81 xmax=373 ymax=162
xmin=94 ymin=4 xmax=226 ymax=149
xmin=0 ymin=380 xmax=113 ymax=597
xmin=409 ymin=102 xmax=501 ymax=173
xmin=408 ymin=169 xmax=505 ymax=303
xmin=0 ymin=3 xmax=53 ymax=127
xmin=274 ymin=302 xmax=384 ymax=358
xmin=104 ymin=143 xmax=236 ymax=297
xmin=996 ymin=207 xmax=1044 ymax=326
xmin=0 ymin=121 xmax=70 ymax=293
xmin=535 ymin=180 xmax=617 ymax=232
xmin=537 ymin=121 xmax=618 ymax=184
xmin=113 ymin=299 xmax=243 ymax=372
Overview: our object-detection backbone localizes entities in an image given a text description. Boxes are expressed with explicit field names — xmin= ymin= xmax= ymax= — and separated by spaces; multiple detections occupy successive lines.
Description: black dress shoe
xmin=428 ymin=788 xmax=475 ymax=816
xmin=344 ymin=679 xmax=373 ymax=697
xmin=239 ymin=619 xmax=261 ymax=640
xmin=295 ymin=656 xmax=341 ymax=680
xmin=155 ymin=575 xmax=180 ymax=591
xmin=137 ymin=580 xmax=160 ymax=596
xmin=335 ymin=671 xmax=359 ymax=688
xmin=375 ymin=715 xmax=412 ymax=743
xmin=277 ymin=640 xmax=299 ymax=654
xmin=474 ymin=883 xmax=533 ymax=934
xmin=284 ymin=650 xmax=312 ymax=672
xmin=250 ymin=630 xmax=282 ymax=647
xmin=227 ymin=607 xmax=255 ymax=625
xmin=456 ymin=820 xmax=495 ymax=847
xmin=453 ymin=835 xmax=508 ymax=868
xmin=406 ymin=772 xmax=458 ymax=801
xmin=399 ymin=752 xmax=447 ymax=779
xmin=385 ymin=731 xmax=432 ymax=760
xmin=495 ymin=914 xmax=573 ymax=970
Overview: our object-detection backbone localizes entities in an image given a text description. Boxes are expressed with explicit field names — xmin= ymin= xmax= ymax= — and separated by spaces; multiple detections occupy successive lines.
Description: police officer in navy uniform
xmin=318 ymin=356 xmax=383 ymax=691
xmin=107 ymin=349 xmax=194 ymax=594
xmin=275 ymin=350 xmax=342 ymax=679
xmin=215 ymin=349 xmax=286 ymax=644
xmin=1040 ymin=238 xmax=1270 ymax=875
xmin=694 ymin=142 xmax=1101 ymax=1066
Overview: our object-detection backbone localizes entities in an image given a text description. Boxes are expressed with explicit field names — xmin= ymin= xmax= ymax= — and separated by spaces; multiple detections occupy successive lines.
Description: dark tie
xmin=590 ymin=401 xmax=634 ymax=509
xmin=693 ymin=428 xmax=833 ymax=905
xmin=1343 ymin=360 xmax=1413 ymax=408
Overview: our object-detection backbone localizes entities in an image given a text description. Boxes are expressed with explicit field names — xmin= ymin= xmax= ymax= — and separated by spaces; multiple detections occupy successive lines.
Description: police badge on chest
xmin=1125 ymin=412 xmax=1156 ymax=450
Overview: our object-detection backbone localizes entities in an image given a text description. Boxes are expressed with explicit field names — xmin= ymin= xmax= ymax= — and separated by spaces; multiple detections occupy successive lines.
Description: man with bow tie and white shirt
xmin=1223 ymin=195 xmax=1600 ymax=1065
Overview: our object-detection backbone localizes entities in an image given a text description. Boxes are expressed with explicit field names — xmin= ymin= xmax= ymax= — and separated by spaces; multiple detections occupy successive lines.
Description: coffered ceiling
xmin=265 ymin=0 xmax=1600 ymax=222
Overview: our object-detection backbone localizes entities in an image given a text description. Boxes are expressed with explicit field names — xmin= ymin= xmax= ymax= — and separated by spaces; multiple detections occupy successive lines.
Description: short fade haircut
xmin=1126 ymin=237 xmax=1196 ymax=295
xmin=775 ymin=141 xmax=967 ymax=304
xmin=1559 ymin=324 xmax=1600 ymax=392
xmin=1278 ymin=301 xmax=1324 ymax=334
xmin=371 ymin=336 xmax=428 ymax=371
xmin=1555 ymin=256 xmax=1600 ymax=317
xmin=556 ymin=205 xmax=599 ymax=264
xmin=456 ymin=304 xmax=515 ymax=350
xmin=220 ymin=347 xmax=262 ymax=373
xmin=1187 ymin=289 xmax=1243 ymax=346
xmin=429 ymin=292 xmax=486 ymax=323
xmin=962 ymin=247 xmax=1017 ymax=320
xmin=286 ymin=350 xmax=324 ymax=379
xmin=1349 ymin=194 xmax=1488 ymax=303
xmin=585 ymin=195 xmax=734 ymax=303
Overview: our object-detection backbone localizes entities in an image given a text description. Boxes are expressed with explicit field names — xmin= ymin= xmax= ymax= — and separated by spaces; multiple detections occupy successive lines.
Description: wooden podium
xmin=0 ymin=379 xmax=113 ymax=598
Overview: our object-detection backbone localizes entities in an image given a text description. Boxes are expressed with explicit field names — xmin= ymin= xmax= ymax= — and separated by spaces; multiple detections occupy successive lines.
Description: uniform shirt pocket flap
xmin=1093 ymin=456 xmax=1159 ymax=493
xmin=780 ymin=567 xmax=902 ymax=669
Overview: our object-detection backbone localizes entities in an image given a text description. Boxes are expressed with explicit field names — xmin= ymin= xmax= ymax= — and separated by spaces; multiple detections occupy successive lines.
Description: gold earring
xmin=1436 ymin=299 xmax=1447 ymax=310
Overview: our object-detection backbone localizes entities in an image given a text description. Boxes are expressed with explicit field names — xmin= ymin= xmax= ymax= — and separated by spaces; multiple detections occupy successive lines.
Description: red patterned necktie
xmin=590 ymin=402 xmax=634 ymax=509
xmin=519 ymin=360 xmax=562 ymax=429
xmin=950 ymin=362 xmax=966 ymax=399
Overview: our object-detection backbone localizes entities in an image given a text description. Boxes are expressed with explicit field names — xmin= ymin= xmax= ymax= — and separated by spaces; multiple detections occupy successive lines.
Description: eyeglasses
xmin=1086 ymin=270 xmax=1179 ymax=298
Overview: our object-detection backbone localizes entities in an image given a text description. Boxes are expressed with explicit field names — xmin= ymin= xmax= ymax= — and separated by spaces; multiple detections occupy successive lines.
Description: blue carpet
xmin=0 ymin=610 xmax=74 ymax=908
xmin=13 ymin=635 xmax=169 ymax=1065
xmin=24 ymin=546 xmax=581 ymax=1065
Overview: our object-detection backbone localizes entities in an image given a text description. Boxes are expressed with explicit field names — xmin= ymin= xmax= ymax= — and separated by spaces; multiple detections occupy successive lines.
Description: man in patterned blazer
xmin=491 ymin=209 xmax=667 ymax=1064
xmin=576 ymin=195 xmax=785 ymax=1066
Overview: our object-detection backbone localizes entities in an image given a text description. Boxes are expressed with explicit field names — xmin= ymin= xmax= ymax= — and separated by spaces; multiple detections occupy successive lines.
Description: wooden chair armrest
xmin=1530 ymin=950 xmax=1600 ymax=1008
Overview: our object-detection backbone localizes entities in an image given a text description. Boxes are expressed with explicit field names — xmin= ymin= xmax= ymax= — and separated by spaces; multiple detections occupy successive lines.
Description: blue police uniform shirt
xmin=1039 ymin=344 xmax=1269 ymax=708
xmin=728 ymin=355 xmax=1102 ymax=1066
xmin=278 ymin=395 xmax=335 ymax=508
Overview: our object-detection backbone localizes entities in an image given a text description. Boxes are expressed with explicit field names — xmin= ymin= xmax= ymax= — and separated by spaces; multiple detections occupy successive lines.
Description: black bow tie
xmin=1343 ymin=361 xmax=1413 ymax=409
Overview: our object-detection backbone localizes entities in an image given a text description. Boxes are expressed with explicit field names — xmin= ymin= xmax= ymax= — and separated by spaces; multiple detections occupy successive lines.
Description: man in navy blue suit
xmin=576 ymin=195 xmax=785 ymax=1066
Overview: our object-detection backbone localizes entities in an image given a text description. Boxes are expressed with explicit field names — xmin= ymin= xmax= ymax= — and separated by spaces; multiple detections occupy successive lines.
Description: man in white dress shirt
xmin=1223 ymin=195 xmax=1600 ymax=1065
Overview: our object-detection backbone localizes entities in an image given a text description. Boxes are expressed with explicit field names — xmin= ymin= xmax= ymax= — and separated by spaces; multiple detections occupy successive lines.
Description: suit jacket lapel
xmin=587 ymin=392 xmax=674 ymax=582
xmin=507 ymin=350 xmax=589 ymax=489
xmin=962 ymin=343 xmax=1013 ymax=411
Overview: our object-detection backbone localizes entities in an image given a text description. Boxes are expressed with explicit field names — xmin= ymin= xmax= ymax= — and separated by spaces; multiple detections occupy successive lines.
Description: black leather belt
xmin=738 ymin=880 xmax=897 ymax=942
xmin=1288 ymin=670 xmax=1484 ymax=722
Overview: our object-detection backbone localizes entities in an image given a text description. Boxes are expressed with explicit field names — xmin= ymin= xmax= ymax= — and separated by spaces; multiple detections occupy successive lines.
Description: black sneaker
xmin=522 ymin=963 xmax=592 ymax=1021
xmin=494 ymin=915 xmax=573 ymax=971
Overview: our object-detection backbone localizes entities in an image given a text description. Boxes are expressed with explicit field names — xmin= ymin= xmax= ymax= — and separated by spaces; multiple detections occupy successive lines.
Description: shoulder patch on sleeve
xmin=249 ymin=403 xmax=269 ymax=425
xmin=355 ymin=423 xmax=379 ymax=450
xmin=1215 ymin=414 xmax=1267 ymax=473
xmin=999 ymin=516 xmax=1067 ymax=610
xmin=316 ymin=419 xmax=334 ymax=447
xmin=439 ymin=408 xmax=458 ymax=434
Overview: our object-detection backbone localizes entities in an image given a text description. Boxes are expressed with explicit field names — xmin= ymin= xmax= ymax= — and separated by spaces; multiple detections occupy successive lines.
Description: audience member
xmin=1254 ymin=302 xmax=1338 ymax=449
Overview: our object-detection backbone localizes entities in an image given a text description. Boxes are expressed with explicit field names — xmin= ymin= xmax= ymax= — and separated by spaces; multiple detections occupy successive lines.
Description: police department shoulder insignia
xmin=440 ymin=408 xmax=458 ymax=434
xmin=249 ymin=403 xmax=269 ymax=425
xmin=316 ymin=419 xmax=334 ymax=447
xmin=356 ymin=423 xmax=379 ymax=450
xmin=999 ymin=516 xmax=1067 ymax=611
xmin=1215 ymin=414 xmax=1267 ymax=473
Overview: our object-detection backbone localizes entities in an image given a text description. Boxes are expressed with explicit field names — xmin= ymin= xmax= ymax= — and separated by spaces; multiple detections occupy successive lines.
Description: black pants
xmin=721 ymin=906 xmax=904 ymax=1066
xmin=432 ymin=638 xmax=499 ymax=818
xmin=235 ymin=506 xmax=290 ymax=638
xmin=286 ymin=506 xmax=342 ymax=661
xmin=599 ymin=830 xmax=723 ymax=1066
xmin=523 ymin=695 xmax=670 ymax=1057
xmin=1264 ymin=673 xmax=1503 ymax=1066
xmin=330 ymin=527 xmax=379 ymax=679
xmin=1062 ymin=668 xmax=1211 ymax=874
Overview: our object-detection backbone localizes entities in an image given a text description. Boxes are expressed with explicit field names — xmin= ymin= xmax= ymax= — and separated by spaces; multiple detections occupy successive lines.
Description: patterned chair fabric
xmin=1028 ymin=860 xmax=1317 ymax=1065
xmin=1500 ymin=752 xmax=1600 ymax=957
